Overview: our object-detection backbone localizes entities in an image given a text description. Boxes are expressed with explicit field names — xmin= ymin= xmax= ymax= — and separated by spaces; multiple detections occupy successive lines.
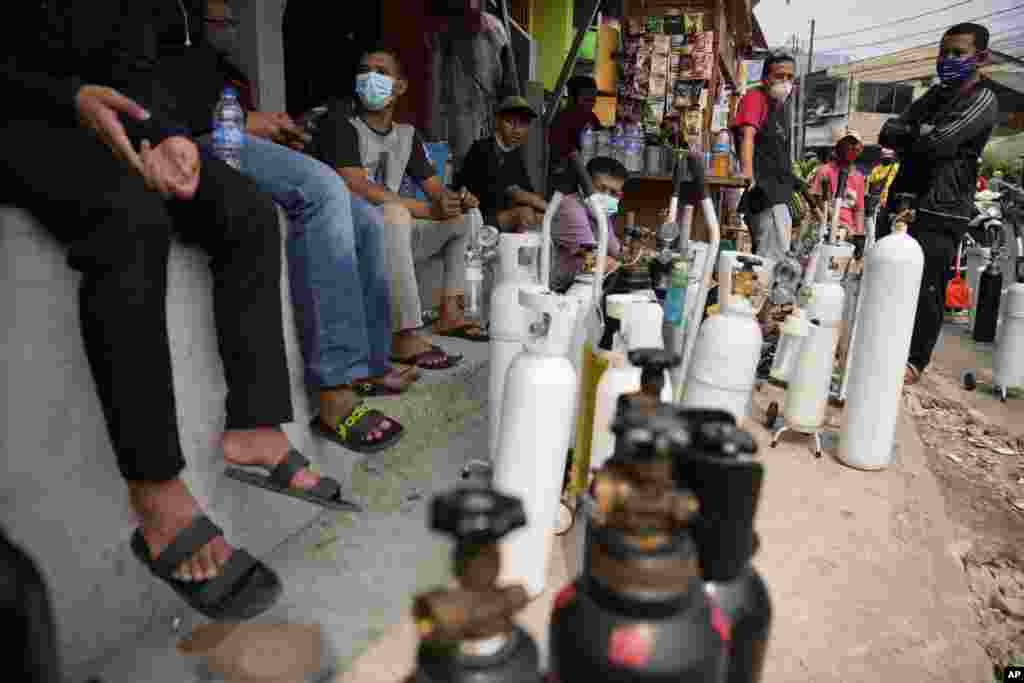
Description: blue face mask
xmin=356 ymin=72 xmax=394 ymax=111
xmin=937 ymin=55 xmax=977 ymax=86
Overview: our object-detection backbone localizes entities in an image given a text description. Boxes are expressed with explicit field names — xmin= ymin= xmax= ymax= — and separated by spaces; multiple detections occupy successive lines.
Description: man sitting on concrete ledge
xmin=455 ymin=96 xmax=548 ymax=233
xmin=197 ymin=2 xmax=409 ymax=449
xmin=0 ymin=1 xmax=358 ymax=621
xmin=316 ymin=46 xmax=488 ymax=371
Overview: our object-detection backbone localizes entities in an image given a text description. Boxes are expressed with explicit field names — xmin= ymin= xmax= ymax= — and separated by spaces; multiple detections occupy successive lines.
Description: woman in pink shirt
xmin=810 ymin=129 xmax=867 ymax=257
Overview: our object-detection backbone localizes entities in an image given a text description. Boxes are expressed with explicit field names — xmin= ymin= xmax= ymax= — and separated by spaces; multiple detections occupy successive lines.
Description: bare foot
xmin=129 ymin=478 xmax=233 ymax=583
xmin=319 ymin=387 xmax=391 ymax=442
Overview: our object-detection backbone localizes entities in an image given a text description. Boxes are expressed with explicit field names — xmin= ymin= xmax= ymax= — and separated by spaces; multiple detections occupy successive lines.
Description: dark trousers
xmin=906 ymin=221 xmax=958 ymax=372
xmin=0 ymin=121 xmax=293 ymax=483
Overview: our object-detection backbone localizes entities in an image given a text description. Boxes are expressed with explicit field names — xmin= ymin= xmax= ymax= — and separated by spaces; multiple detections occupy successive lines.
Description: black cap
xmin=431 ymin=488 xmax=526 ymax=544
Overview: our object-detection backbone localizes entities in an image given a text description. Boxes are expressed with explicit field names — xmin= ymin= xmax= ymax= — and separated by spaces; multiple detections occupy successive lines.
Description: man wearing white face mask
xmin=317 ymin=47 xmax=486 ymax=371
xmin=548 ymin=156 xmax=625 ymax=292
xmin=733 ymin=53 xmax=803 ymax=265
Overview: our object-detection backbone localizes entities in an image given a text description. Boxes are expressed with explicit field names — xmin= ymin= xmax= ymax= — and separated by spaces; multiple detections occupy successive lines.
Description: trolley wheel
xmin=765 ymin=402 xmax=779 ymax=429
xmin=1000 ymin=386 xmax=1008 ymax=403
xmin=814 ymin=449 xmax=823 ymax=459
xmin=962 ymin=370 xmax=977 ymax=391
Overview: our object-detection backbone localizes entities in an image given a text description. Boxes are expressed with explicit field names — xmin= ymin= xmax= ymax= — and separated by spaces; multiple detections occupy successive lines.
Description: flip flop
xmin=350 ymin=371 xmax=415 ymax=397
xmin=224 ymin=449 xmax=362 ymax=512
xmin=311 ymin=403 xmax=404 ymax=454
xmin=434 ymin=323 xmax=490 ymax=342
xmin=130 ymin=515 xmax=282 ymax=621
xmin=390 ymin=347 xmax=463 ymax=370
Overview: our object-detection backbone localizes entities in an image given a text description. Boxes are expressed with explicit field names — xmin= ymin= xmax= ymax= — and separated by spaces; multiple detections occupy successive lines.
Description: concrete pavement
xmin=86 ymin=334 xmax=991 ymax=683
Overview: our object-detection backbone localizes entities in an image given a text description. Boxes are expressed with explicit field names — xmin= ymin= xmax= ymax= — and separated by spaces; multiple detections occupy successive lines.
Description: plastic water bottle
xmin=581 ymin=125 xmax=596 ymax=165
xmin=212 ymin=87 xmax=246 ymax=170
xmin=664 ymin=258 xmax=689 ymax=327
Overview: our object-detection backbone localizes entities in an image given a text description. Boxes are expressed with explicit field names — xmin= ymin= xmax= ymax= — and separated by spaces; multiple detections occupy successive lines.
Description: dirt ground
xmin=905 ymin=323 xmax=1024 ymax=679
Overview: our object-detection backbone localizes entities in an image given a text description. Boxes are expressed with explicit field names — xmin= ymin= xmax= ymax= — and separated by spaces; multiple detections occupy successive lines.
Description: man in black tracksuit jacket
xmin=0 ymin=1 xmax=306 ymax=620
xmin=879 ymin=22 xmax=998 ymax=385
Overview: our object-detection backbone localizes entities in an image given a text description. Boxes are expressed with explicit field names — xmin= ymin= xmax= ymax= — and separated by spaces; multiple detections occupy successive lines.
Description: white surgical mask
xmin=769 ymin=81 xmax=793 ymax=101
xmin=593 ymin=193 xmax=620 ymax=217
xmin=356 ymin=72 xmax=395 ymax=111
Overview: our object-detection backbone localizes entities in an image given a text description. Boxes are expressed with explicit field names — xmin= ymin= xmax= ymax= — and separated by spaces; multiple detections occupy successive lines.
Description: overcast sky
xmin=754 ymin=0 xmax=1024 ymax=64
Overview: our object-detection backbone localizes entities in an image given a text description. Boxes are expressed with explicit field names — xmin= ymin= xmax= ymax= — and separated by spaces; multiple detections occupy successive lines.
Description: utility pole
xmin=800 ymin=19 xmax=816 ymax=157
xmin=792 ymin=35 xmax=801 ymax=162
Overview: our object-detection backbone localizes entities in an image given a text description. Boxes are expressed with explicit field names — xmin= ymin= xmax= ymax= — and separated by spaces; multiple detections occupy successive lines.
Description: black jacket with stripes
xmin=882 ymin=79 xmax=998 ymax=238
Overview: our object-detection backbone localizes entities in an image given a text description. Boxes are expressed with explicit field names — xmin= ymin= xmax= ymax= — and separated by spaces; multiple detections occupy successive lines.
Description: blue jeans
xmin=229 ymin=135 xmax=392 ymax=389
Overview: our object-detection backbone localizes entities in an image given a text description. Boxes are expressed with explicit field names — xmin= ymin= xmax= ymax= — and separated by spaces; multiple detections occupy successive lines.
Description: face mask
xmin=356 ymin=72 xmax=395 ymax=111
xmin=842 ymin=148 xmax=859 ymax=163
xmin=769 ymin=81 xmax=793 ymax=101
xmin=880 ymin=159 xmax=894 ymax=166
xmin=593 ymin=193 xmax=620 ymax=217
xmin=937 ymin=55 xmax=977 ymax=86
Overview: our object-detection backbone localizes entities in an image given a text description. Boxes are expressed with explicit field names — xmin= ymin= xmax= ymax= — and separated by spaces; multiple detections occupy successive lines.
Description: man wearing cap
xmin=456 ymin=96 xmax=547 ymax=232
xmin=809 ymin=129 xmax=867 ymax=257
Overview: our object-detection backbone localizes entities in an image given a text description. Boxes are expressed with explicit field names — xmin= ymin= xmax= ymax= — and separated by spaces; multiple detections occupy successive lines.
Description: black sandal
xmin=311 ymin=403 xmax=405 ymax=454
xmin=130 ymin=515 xmax=281 ymax=621
xmin=224 ymin=449 xmax=362 ymax=512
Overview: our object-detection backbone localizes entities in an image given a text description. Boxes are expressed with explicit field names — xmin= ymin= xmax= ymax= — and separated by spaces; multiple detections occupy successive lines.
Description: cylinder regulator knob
xmin=611 ymin=407 xmax=692 ymax=463
xmin=628 ymin=348 xmax=681 ymax=373
xmin=695 ymin=422 xmax=759 ymax=459
xmin=431 ymin=488 xmax=527 ymax=545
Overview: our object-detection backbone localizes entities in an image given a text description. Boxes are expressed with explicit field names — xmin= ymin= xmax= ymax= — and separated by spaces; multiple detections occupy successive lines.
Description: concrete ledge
xmin=0 ymin=207 xmax=325 ymax=680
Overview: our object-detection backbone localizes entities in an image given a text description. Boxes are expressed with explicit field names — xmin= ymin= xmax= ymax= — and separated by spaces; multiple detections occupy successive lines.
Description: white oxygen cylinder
xmin=770 ymin=308 xmax=809 ymax=382
xmin=965 ymin=246 xmax=991 ymax=324
xmin=680 ymin=296 xmax=763 ymax=424
xmin=783 ymin=319 xmax=837 ymax=431
xmin=994 ymin=282 xmax=1024 ymax=394
xmin=494 ymin=290 xmax=581 ymax=598
xmin=839 ymin=233 xmax=924 ymax=470
xmin=488 ymin=232 xmax=543 ymax=458
xmin=589 ymin=300 xmax=673 ymax=471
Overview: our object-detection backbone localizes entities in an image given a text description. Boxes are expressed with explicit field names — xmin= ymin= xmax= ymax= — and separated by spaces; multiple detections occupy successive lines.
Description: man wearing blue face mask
xmin=316 ymin=47 xmax=486 ymax=371
xmin=879 ymin=22 xmax=998 ymax=387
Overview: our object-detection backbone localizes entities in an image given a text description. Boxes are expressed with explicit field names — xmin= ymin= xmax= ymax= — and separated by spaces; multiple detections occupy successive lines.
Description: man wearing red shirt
xmin=810 ymin=129 xmax=867 ymax=257
xmin=733 ymin=53 xmax=803 ymax=265
xmin=549 ymin=76 xmax=602 ymax=193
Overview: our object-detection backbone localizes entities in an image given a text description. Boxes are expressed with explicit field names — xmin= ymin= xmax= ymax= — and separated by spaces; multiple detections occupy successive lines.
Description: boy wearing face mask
xmin=878 ymin=22 xmax=998 ymax=386
xmin=455 ymin=96 xmax=548 ymax=233
xmin=810 ymin=129 xmax=866 ymax=257
xmin=733 ymin=52 xmax=803 ymax=265
xmin=316 ymin=46 xmax=487 ymax=371
xmin=548 ymin=156 xmax=625 ymax=292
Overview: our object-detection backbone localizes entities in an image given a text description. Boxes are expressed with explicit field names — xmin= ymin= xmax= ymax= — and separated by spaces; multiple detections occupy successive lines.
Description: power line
xmin=816 ymin=0 xmax=976 ymax=41
xmin=817 ymin=3 xmax=1024 ymax=53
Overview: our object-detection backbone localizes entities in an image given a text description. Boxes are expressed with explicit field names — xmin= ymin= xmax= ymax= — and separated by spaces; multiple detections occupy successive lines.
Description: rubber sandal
xmin=224 ymin=449 xmax=362 ymax=512
xmin=350 ymin=371 xmax=414 ymax=397
xmin=390 ymin=347 xmax=463 ymax=370
xmin=435 ymin=323 xmax=489 ymax=342
xmin=130 ymin=515 xmax=281 ymax=621
xmin=311 ymin=403 xmax=405 ymax=454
